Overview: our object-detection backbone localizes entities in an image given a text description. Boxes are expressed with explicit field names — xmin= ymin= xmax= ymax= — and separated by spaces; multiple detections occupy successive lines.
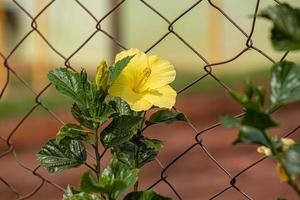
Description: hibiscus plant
xmin=37 ymin=49 xmax=187 ymax=200
xmin=221 ymin=3 xmax=300 ymax=199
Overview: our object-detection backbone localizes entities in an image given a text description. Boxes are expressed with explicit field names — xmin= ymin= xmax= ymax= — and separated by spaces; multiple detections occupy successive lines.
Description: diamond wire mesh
xmin=0 ymin=0 xmax=299 ymax=199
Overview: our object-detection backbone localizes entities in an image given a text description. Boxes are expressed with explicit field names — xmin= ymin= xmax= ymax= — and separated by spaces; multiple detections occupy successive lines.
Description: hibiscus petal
xmin=115 ymin=48 xmax=143 ymax=62
xmin=143 ymin=85 xmax=177 ymax=109
xmin=108 ymin=74 xmax=152 ymax=112
xmin=144 ymin=55 xmax=176 ymax=90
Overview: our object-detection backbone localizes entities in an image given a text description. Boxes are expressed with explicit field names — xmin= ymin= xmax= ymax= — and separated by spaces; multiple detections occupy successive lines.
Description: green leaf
xmin=56 ymin=123 xmax=88 ymax=144
xmin=124 ymin=190 xmax=172 ymax=200
xmin=228 ymin=90 xmax=248 ymax=106
xmin=71 ymin=103 xmax=95 ymax=129
xmin=220 ymin=115 xmax=240 ymax=128
xmin=270 ymin=61 xmax=300 ymax=110
xmin=63 ymin=185 xmax=104 ymax=200
xmin=37 ymin=139 xmax=86 ymax=173
xmin=80 ymin=171 xmax=106 ymax=193
xmin=260 ymin=4 xmax=300 ymax=51
xmin=112 ymin=137 xmax=164 ymax=168
xmin=107 ymin=96 xmax=132 ymax=116
xmin=241 ymin=108 xmax=278 ymax=130
xmin=99 ymin=157 xmax=139 ymax=200
xmin=284 ymin=143 xmax=300 ymax=176
xmin=146 ymin=109 xmax=187 ymax=126
xmin=101 ymin=116 xmax=142 ymax=148
xmin=48 ymin=68 xmax=89 ymax=105
xmin=108 ymin=55 xmax=135 ymax=85
xmin=72 ymin=102 xmax=111 ymax=130
xmin=233 ymin=126 xmax=269 ymax=146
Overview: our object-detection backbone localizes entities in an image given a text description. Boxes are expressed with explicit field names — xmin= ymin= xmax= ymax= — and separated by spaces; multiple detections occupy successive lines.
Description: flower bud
xmin=96 ymin=60 xmax=109 ymax=90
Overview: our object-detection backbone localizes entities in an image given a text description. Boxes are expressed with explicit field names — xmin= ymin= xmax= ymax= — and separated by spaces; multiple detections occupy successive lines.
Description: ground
xmin=1 ymin=91 xmax=300 ymax=200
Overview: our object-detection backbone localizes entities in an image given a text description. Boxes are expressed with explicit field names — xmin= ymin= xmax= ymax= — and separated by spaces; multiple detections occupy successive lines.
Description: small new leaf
xmin=259 ymin=4 xmax=300 ymax=51
xmin=233 ymin=126 xmax=269 ymax=146
xmin=146 ymin=109 xmax=187 ymax=126
xmin=63 ymin=185 xmax=104 ymax=200
xmin=270 ymin=61 xmax=300 ymax=110
xmin=124 ymin=190 xmax=172 ymax=200
xmin=80 ymin=171 xmax=105 ymax=193
xmin=220 ymin=115 xmax=240 ymax=129
xmin=108 ymin=55 xmax=134 ymax=85
xmin=99 ymin=158 xmax=139 ymax=200
xmin=101 ymin=116 xmax=142 ymax=148
xmin=56 ymin=123 xmax=88 ymax=144
xmin=37 ymin=139 xmax=87 ymax=173
xmin=241 ymin=108 xmax=278 ymax=130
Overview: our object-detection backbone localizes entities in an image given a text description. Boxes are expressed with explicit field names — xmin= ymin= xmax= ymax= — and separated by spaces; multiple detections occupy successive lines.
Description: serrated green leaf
xmin=260 ymin=4 xmax=300 ymax=51
xmin=284 ymin=143 xmax=300 ymax=176
xmin=108 ymin=55 xmax=134 ymax=85
xmin=48 ymin=68 xmax=89 ymax=105
xmin=241 ymin=108 xmax=278 ymax=130
xmin=107 ymin=96 xmax=132 ymax=116
xmin=37 ymin=139 xmax=86 ymax=173
xmin=101 ymin=116 xmax=142 ymax=148
xmin=99 ymin=157 xmax=139 ymax=200
xmin=233 ymin=126 xmax=269 ymax=146
xmin=71 ymin=102 xmax=111 ymax=130
xmin=124 ymin=190 xmax=172 ymax=200
xmin=56 ymin=123 xmax=88 ymax=144
xmin=112 ymin=137 xmax=164 ymax=168
xmin=63 ymin=185 xmax=104 ymax=200
xmin=270 ymin=61 xmax=300 ymax=110
xmin=145 ymin=109 xmax=187 ymax=126
xmin=80 ymin=171 xmax=106 ymax=194
xmin=220 ymin=115 xmax=240 ymax=128
xmin=71 ymin=103 xmax=95 ymax=129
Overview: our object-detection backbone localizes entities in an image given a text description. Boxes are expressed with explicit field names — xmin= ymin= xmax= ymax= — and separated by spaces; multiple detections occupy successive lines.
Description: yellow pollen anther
xmin=133 ymin=67 xmax=152 ymax=93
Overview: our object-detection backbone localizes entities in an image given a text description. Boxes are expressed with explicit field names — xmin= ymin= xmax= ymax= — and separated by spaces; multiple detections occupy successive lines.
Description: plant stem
xmin=262 ymin=130 xmax=300 ymax=197
xmin=288 ymin=180 xmax=300 ymax=197
xmin=133 ymin=111 xmax=147 ymax=192
xmin=262 ymin=130 xmax=278 ymax=155
xmin=94 ymin=127 xmax=101 ymax=178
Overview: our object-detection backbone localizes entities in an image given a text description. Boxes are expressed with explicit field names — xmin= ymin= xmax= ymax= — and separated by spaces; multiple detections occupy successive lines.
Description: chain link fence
xmin=1 ymin=0 xmax=299 ymax=199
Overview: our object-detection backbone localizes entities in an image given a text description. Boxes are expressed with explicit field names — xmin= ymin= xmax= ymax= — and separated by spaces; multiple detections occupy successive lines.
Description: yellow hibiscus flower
xmin=257 ymin=138 xmax=295 ymax=182
xmin=108 ymin=49 xmax=177 ymax=112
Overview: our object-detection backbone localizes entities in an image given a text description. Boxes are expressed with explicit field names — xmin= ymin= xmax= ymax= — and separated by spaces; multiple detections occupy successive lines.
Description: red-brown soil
xmin=1 ymin=92 xmax=300 ymax=200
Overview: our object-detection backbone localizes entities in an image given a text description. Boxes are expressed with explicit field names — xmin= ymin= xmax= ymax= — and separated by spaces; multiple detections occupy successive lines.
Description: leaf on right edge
xmin=233 ymin=126 xmax=269 ymax=146
xmin=145 ymin=109 xmax=187 ymax=126
xmin=124 ymin=190 xmax=172 ymax=200
xmin=270 ymin=61 xmax=300 ymax=110
xmin=283 ymin=143 xmax=300 ymax=176
xmin=259 ymin=3 xmax=300 ymax=51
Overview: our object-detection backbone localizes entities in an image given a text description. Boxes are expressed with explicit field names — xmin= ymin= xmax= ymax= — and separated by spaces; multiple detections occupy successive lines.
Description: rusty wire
xmin=0 ymin=0 xmax=298 ymax=199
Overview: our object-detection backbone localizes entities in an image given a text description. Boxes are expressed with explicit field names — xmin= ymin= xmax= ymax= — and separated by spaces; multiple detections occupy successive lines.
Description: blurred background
xmin=1 ymin=0 xmax=300 ymax=199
